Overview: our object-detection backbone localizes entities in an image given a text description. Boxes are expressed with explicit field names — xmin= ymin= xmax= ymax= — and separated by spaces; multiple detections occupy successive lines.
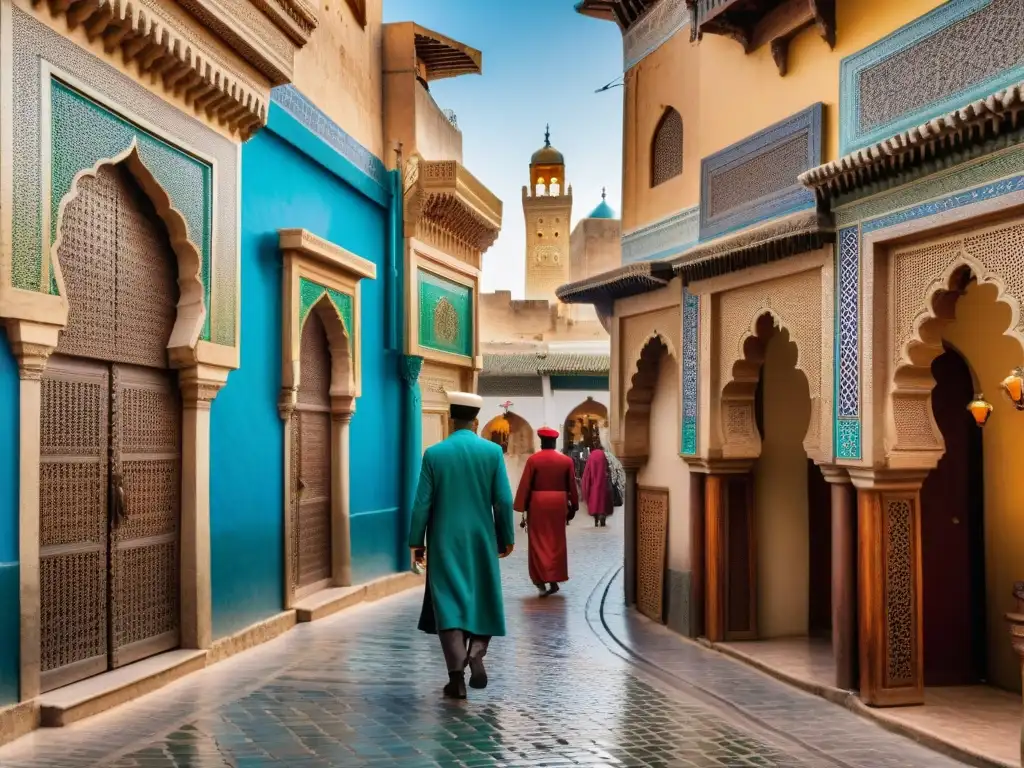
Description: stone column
xmin=703 ymin=460 xmax=755 ymax=643
xmin=821 ymin=465 xmax=858 ymax=691
xmin=178 ymin=366 xmax=227 ymax=651
xmin=6 ymin=319 xmax=58 ymax=702
xmin=331 ymin=410 xmax=353 ymax=587
xmin=1005 ymin=583 xmax=1024 ymax=766
xmin=621 ymin=457 xmax=643 ymax=606
xmin=399 ymin=355 xmax=423 ymax=568
xmin=851 ymin=468 xmax=928 ymax=707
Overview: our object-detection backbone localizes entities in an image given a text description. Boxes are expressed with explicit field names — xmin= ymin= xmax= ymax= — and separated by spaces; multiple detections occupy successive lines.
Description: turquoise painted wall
xmin=211 ymin=120 xmax=401 ymax=638
xmin=0 ymin=331 xmax=19 ymax=704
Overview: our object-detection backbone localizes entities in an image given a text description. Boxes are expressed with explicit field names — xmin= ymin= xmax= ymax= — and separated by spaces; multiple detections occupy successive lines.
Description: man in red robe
xmin=514 ymin=426 xmax=579 ymax=596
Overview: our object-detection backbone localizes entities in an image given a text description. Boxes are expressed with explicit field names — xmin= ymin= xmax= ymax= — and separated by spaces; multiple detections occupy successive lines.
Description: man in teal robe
xmin=409 ymin=391 xmax=515 ymax=699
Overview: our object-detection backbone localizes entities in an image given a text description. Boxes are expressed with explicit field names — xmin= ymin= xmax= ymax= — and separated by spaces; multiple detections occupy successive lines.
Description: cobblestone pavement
xmin=0 ymin=515 xmax=968 ymax=768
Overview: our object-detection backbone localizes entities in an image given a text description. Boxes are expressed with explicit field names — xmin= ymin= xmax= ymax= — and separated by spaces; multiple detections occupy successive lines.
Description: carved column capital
xmin=332 ymin=410 xmax=354 ymax=424
xmin=278 ymin=387 xmax=297 ymax=420
xmin=847 ymin=466 xmax=930 ymax=492
xmin=12 ymin=342 xmax=54 ymax=381
xmin=4 ymin=319 xmax=62 ymax=381
xmin=400 ymin=354 xmax=424 ymax=386
xmin=178 ymin=364 xmax=230 ymax=409
xmin=817 ymin=464 xmax=852 ymax=485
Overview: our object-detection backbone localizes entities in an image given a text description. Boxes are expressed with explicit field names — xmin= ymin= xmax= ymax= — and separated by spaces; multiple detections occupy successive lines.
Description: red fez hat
xmin=538 ymin=426 xmax=559 ymax=439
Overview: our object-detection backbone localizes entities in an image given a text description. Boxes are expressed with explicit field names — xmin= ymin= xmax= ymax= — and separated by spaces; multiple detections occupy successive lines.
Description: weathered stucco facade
xmin=566 ymin=0 xmax=1024 ymax=759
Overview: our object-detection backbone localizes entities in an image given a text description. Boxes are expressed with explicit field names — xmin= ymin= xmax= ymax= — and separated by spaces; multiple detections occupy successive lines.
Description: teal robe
xmin=408 ymin=429 xmax=515 ymax=637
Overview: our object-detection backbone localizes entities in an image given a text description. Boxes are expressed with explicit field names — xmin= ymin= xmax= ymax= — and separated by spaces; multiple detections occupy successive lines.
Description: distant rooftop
xmin=481 ymin=352 xmax=610 ymax=377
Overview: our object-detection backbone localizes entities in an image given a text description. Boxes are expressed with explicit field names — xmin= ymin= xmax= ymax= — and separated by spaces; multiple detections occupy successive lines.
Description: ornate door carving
xmin=637 ymin=486 xmax=669 ymax=623
xmin=39 ymin=356 xmax=110 ymax=692
xmin=39 ymin=163 xmax=181 ymax=691
xmin=292 ymin=313 xmax=333 ymax=597
xmin=110 ymin=364 xmax=181 ymax=668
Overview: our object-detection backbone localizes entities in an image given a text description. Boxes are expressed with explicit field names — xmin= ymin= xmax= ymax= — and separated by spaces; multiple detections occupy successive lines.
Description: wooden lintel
xmin=750 ymin=0 xmax=813 ymax=51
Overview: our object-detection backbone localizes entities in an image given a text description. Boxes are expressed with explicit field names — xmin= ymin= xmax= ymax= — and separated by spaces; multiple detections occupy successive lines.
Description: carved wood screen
xmin=637 ymin=486 xmax=670 ymax=623
xmin=292 ymin=313 xmax=333 ymax=598
xmin=39 ymin=162 xmax=181 ymax=692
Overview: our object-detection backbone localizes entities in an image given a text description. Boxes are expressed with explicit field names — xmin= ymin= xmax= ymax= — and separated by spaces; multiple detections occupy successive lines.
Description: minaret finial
xmin=544 ymin=124 xmax=551 ymax=147
xmin=601 ymin=187 xmax=607 ymax=200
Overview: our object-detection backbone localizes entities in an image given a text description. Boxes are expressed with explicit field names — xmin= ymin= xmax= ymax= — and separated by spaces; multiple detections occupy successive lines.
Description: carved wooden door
xmin=292 ymin=313 xmax=333 ymax=598
xmin=637 ymin=486 xmax=669 ymax=623
xmin=39 ymin=356 xmax=111 ymax=693
xmin=109 ymin=364 xmax=181 ymax=668
xmin=39 ymin=163 xmax=181 ymax=691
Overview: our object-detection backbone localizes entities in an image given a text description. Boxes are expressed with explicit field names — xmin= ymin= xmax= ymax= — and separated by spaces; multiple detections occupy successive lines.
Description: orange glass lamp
xmin=1000 ymin=367 xmax=1024 ymax=411
xmin=967 ymin=394 xmax=993 ymax=427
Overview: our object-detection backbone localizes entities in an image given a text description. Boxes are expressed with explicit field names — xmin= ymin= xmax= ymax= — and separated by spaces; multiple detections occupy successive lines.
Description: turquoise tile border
xmin=839 ymin=0 xmax=1024 ymax=155
xmin=298 ymin=277 xmax=353 ymax=337
xmin=622 ymin=206 xmax=700 ymax=264
xmin=681 ymin=287 xmax=699 ymax=456
xmin=417 ymin=269 xmax=473 ymax=358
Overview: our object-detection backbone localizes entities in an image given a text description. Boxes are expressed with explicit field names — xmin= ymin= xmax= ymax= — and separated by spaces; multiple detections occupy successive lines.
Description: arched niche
xmin=623 ymin=334 xmax=677 ymax=460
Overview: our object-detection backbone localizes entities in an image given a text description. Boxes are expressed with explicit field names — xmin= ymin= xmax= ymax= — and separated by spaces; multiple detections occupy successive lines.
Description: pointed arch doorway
xmin=39 ymin=163 xmax=183 ymax=692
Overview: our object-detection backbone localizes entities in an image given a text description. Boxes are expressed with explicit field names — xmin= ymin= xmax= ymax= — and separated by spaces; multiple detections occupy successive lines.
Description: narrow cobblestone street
xmin=0 ymin=518 xmax=970 ymax=768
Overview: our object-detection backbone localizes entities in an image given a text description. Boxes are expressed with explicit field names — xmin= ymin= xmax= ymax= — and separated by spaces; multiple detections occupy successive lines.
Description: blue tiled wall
xmin=0 ymin=331 xmax=19 ymax=704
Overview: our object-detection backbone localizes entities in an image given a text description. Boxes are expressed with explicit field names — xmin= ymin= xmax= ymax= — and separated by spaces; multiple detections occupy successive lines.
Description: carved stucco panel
xmin=715 ymin=267 xmax=825 ymax=458
xmin=886 ymin=216 xmax=1024 ymax=460
xmin=619 ymin=306 xmax=681 ymax=458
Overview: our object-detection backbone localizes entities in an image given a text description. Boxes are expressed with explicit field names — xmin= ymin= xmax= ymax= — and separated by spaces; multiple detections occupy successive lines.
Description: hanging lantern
xmin=1001 ymin=367 xmax=1024 ymax=411
xmin=967 ymin=394 xmax=993 ymax=428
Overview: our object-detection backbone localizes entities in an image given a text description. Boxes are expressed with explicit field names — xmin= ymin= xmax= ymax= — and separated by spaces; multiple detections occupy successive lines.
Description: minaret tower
xmin=522 ymin=124 xmax=573 ymax=303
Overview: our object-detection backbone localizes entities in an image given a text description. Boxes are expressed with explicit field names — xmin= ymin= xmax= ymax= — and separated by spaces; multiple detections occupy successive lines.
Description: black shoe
xmin=468 ymin=656 xmax=488 ymax=689
xmin=600 ymin=518 xmax=607 ymax=527
xmin=594 ymin=518 xmax=599 ymax=527
xmin=545 ymin=582 xmax=560 ymax=597
xmin=443 ymin=672 xmax=467 ymax=699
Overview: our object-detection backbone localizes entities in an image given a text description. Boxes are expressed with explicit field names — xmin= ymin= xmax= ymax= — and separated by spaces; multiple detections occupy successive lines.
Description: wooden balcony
xmin=575 ymin=0 xmax=657 ymax=30
xmin=686 ymin=0 xmax=835 ymax=75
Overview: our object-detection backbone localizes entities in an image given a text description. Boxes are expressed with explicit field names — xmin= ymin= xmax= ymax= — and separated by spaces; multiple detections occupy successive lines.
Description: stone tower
xmin=522 ymin=125 xmax=573 ymax=303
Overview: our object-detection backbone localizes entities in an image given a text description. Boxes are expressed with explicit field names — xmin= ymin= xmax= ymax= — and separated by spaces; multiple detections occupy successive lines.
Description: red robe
xmin=581 ymin=449 xmax=612 ymax=517
xmin=514 ymin=449 xmax=579 ymax=584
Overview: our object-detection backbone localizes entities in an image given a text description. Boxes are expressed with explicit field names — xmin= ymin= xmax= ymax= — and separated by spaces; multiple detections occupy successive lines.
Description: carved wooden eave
xmin=403 ymin=157 xmax=503 ymax=266
xmin=412 ymin=23 xmax=482 ymax=81
xmin=574 ymin=0 xmax=656 ymax=30
xmin=800 ymin=80 xmax=1024 ymax=204
xmin=555 ymin=260 xmax=675 ymax=305
xmin=33 ymin=0 xmax=320 ymax=138
xmin=672 ymin=208 xmax=834 ymax=283
xmin=686 ymin=0 xmax=834 ymax=76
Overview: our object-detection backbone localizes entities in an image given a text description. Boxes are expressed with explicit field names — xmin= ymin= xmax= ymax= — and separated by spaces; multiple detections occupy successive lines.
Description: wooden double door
xmin=39 ymin=162 xmax=182 ymax=692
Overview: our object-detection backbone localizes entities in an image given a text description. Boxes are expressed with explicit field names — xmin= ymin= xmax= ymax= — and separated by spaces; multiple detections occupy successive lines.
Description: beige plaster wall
xmin=479 ymin=291 xmax=608 ymax=345
xmin=293 ymin=0 xmax=384 ymax=160
xmin=637 ymin=350 xmax=690 ymax=572
xmin=940 ymin=281 xmax=1024 ymax=694
xmin=414 ymin=84 xmax=463 ymax=163
xmin=570 ymin=218 xmax=622 ymax=283
xmin=754 ymin=330 xmax=811 ymax=638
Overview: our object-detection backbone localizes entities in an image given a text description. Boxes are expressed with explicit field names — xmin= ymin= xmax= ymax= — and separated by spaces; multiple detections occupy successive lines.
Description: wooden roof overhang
xmin=800 ymin=80 xmax=1024 ymax=205
xmin=671 ymin=209 xmax=834 ymax=283
xmin=404 ymin=158 xmax=502 ymax=254
xmin=686 ymin=0 xmax=835 ymax=76
xmin=575 ymin=0 xmax=657 ymax=30
xmin=556 ymin=261 xmax=675 ymax=305
xmin=413 ymin=24 xmax=483 ymax=81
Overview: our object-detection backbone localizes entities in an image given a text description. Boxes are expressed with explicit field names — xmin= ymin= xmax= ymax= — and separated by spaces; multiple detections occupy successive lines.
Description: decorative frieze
xmin=681 ymin=287 xmax=699 ymax=456
xmin=835 ymin=226 xmax=861 ymax=460
xmin=621 ymin=206 xmax=699 ymax=264
xmin=699 ymin=104 xmax=822 ymax=241
xmin=839 ymin=0 xmax=1024 ymax=155
xmin=623 ymin=0 xmax=688 ymax=71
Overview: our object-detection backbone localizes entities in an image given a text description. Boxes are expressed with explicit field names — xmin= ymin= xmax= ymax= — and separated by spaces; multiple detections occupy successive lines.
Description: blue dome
xmin=587 ymin=189 xmax=616 ymax=219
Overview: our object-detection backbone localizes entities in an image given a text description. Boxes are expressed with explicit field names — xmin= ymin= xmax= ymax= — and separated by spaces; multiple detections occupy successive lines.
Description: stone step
xmin=293 ymin=572 xmax=422 ymax=623
xmin=38 ymin=649 xmax=207 ymax=728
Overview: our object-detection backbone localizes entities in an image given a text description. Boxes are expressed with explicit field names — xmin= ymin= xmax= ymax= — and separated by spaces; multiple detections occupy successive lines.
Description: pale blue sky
xmin=382 ymin=0 xmax=624 ymax=296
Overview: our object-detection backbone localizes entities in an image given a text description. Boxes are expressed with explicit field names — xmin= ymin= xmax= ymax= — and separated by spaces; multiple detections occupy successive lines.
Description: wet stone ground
xmin=0 ymin=514 xmax=968 ymax=767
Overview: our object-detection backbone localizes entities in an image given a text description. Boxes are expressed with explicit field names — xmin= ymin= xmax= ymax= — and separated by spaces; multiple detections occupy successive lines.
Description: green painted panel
xmin=49 ymin=81 xmax=213 ymax=340
xmin=299 ymin=277 xmax=353 ymax=337
xmin=417 ymin=269 xmax=472 ymax=357
xmin=549 ymin=375 xmax=610 ymax=391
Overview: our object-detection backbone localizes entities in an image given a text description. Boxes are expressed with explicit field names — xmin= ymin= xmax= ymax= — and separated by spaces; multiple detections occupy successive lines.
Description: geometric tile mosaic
xmin=681 ymin=287 xmax=699 ymax=456
xmin=835 ymin=226 xmax=861 ymax=460
xmin=299 ymin=276 xmax=353 ymax=339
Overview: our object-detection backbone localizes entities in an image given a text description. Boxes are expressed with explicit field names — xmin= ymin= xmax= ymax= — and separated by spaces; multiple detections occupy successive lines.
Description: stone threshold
xmin=703 ymin=639 xmax=1019 ymax=768
xmin=293 ymin=571 xmax=422 ymax=623
xmin=0 ymin=570 xmax=423 ymax=746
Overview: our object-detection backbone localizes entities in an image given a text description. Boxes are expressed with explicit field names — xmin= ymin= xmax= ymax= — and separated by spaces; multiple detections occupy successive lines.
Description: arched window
xmin=651 ymin=107 xmax=683 ymax=188
xmin=550 ymin=182 xmax=561 ymax=196
xmin=535 ymin=179 xmax=546 ymax=196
